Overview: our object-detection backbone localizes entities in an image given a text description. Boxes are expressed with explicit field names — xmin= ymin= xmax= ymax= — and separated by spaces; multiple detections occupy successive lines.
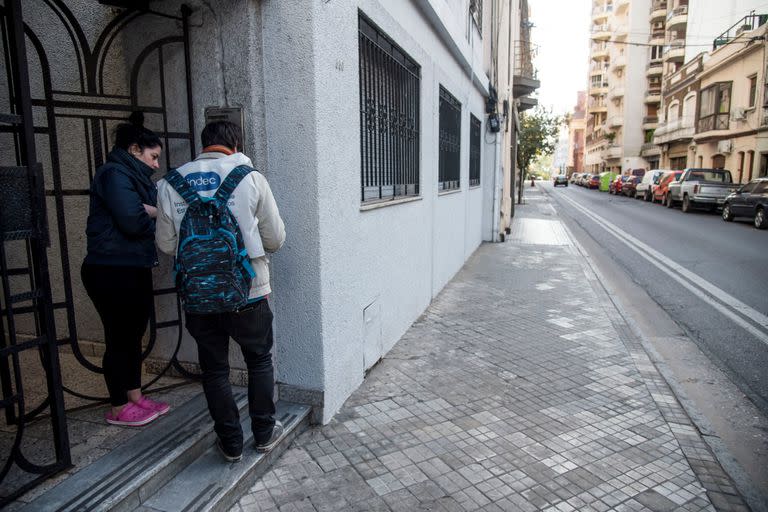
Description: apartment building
xmin=567 ymin=91 xmax=587 ymax=174
xmin=487 ymin=0 xmax=540 ymax=236
xmin=692 ymin=16 xmax=768 ymax=182
xmin=585 ymin=0 xmax=651 ymax=174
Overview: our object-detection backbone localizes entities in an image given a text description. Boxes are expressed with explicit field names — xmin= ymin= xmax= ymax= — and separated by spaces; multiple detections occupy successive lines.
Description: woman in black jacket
xmin=82 ymin=112 xmax=170 ymax=426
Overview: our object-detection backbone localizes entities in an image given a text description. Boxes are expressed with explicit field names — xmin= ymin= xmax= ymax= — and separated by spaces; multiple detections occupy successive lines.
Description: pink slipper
xmin=105 ymin=402 xmax=159 ymax=426
xmin=135 ymin=396 xmax=170 ymax=415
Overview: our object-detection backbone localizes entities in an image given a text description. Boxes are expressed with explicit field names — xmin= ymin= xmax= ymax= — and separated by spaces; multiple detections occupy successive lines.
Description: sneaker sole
xmin=105 ymin=412 xmax=159 ymax=427
xmin=216 ymin=440 xmax=243 ymax=463
xmin=255 ymin=431 xmax=284 ymax=453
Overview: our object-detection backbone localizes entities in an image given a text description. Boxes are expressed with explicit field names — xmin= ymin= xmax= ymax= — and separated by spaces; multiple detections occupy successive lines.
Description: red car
xmin=622 ymin=176 xmax=642 ymax=197
xmin=654 ymin=171 xmax=683 ymax=204
xmin=587 ymin=174 xmax=600 ymax=189
xmin=609 ymin=175 xmax=630 ymax=195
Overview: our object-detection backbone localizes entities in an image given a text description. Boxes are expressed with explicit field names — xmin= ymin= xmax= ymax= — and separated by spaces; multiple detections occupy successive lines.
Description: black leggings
xmin=81 ymin=263 xmax=153 ymax=406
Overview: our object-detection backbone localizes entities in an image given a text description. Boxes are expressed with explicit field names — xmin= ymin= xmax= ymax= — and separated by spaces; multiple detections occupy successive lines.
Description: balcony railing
xmin=713 ymin=13 xmax=768 ymax=50
xmin=650 ymin=1 xmax=667 ymax=14
xmin=513 ymin=40 xmax=537 ymax=80
xmin=697 ymin=113 xmax=729 ymax=132
xmin=643 ymin=116 xmax=659 ymax=124
xmin=668 ymin=5 xmax=687 ymax=19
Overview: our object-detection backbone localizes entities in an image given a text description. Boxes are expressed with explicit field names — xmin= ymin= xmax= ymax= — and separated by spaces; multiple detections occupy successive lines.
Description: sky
xmin=528 ymin=0 xmax=592 ymax=116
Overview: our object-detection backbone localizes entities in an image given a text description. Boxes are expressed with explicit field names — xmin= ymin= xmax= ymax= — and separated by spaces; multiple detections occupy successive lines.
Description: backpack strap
xmin=164 ymin=169 xmax=203 ymax=208
xmin=214 ymin=165 xmax=253 ymax=205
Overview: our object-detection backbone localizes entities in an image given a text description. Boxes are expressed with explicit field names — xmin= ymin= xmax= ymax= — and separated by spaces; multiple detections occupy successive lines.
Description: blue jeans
xmin=185 ymin=299 xmax=276 ymax=451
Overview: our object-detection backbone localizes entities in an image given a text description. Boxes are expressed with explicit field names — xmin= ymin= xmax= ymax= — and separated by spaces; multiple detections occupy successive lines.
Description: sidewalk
xmin=234 ymin=188 xmax=747 ymax=512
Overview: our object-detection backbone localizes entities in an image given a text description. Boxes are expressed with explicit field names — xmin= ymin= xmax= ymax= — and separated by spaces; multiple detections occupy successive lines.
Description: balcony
xmin=611 ymin=54 xmax=626 ymax=71
xmin=615 ymin=0 xmax=629 ymax=11
xmin=592 ymin=5 xmax=612 ymax=21
xmin=513 ymin=40 xmax=540 ymax=98
xmin=607 ymin=115 xmax=623 ymax=128
xmin=608 ymin=85 xmax=625 ymax=99
xmin=696 ymin=113 xmax=729 ymax=133
xmin=653 ymin=118 xmax=695 ymax=144
xmin=589 ymin=101 xmax=608 ymax=113
xmin=643 ymin=115 xmax=659 ymax=128
xmin=593 ymin=23 xmax=612 ymax=40
xmin=664 ymin=40 xmax=685 ymax=62
xmin=667 ymin=5 xmax=688 ymax=29
xmin=645 ymin=88 xmax=662 ymax=103
xmin=712 ymin=13 xmax=768 ymax=50
xmin=591 ymin=43 xmax=609 ymax=60
xmin=518 ymin=95 xmax=538 ymax=112
xmin=589 ymin=82 xmax=610 ymax=95
xmin=641 ymin=142 xmax=661 ymax=157
xmin=650 ymin=1 xmax=667 ymax=21
xmin=602 ymin=144 xmax=622 ymax=160
xmin=650 ymin=31 xmax=666 ymax=45
xmin=646 ymin=61 xmax=663 ymax=77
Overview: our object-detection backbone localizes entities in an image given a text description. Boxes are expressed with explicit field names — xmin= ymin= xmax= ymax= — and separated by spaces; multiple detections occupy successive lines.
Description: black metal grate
xmin=469 ymin=115 xmax=481 ymax=186
xmin=358 ymin=14 xmax=420 ymax=203
xmin=439 ymin=86 xmax=461 ymax=191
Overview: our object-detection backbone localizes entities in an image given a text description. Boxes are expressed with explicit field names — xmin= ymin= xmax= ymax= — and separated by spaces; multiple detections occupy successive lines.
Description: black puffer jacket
xmin=84 ymin=147 xmax=158 ymax=267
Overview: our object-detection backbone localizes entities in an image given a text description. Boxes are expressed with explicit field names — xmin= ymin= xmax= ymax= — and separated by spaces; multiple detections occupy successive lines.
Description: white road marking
xmin=554 ymin=190 xmax=768 ymax=348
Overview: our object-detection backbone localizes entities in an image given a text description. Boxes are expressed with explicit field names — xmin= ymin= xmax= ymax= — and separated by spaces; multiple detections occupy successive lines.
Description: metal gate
xmin=0 ymin=0 xmax=198 ymax=504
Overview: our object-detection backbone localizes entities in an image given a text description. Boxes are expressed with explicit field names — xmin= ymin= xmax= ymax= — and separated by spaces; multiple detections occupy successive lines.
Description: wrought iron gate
xmin=0 ymin=0 xmax=198 ymax=504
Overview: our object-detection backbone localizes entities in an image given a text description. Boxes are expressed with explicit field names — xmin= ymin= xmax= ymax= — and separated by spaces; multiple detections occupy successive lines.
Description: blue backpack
xmin=164 ymin=165 xmax=255 ymax=314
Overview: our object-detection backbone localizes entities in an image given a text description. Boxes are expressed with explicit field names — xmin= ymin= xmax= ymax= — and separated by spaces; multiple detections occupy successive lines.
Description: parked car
xmin=636 ymin=169 xmax=669 ymax=202
xmin=587 ymin=174 xmax=600 ymax=189
xmin=666 ymin=168 xmax=739 ymax=212
xmin=554 ymin=174 xmax=568 ymax=187
xmin=570 ymin=173 xmax=580 ymax=184
xmin=722 ymin=178 xmax=768 ymax=229
xmin=622 ymin=175 xmax=642 ymax=197
xmin=609 ymin=175 xmax=629 ymax=195
xmin=577 ymin=173 xmax=588 ymax=186
xmin=630 ymin=168 xmax=646 ymax=178
xmin=653 ymin=171 xmax=681 ymax=203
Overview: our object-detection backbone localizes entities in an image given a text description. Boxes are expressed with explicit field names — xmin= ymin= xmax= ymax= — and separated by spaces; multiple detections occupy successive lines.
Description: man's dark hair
xmin=201 ymin=121 xmax=243 ymax=151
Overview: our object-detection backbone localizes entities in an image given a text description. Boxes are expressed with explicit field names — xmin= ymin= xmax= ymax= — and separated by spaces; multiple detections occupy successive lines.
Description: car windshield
xmin=688 ymin=170 xmax=732 ymax=183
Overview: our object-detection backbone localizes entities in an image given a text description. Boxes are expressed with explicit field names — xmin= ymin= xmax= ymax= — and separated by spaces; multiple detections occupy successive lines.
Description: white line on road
xmin=552 ymin=189 xmax=768 ymax=348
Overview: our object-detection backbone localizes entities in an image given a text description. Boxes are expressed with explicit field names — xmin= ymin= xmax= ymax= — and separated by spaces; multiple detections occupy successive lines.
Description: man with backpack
xmin=155 ymin=121 xmax=285 ymax=462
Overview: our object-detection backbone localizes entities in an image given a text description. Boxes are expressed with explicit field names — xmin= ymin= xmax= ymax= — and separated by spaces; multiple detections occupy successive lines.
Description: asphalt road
xmin=542 ymin=182 xmax=768 ymax=414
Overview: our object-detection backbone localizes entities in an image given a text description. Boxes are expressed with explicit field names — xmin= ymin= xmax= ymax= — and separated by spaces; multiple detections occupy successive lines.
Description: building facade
xmin=0 ymin=0 xmax=541 ymax=470
xmin=567 ymin=91 xmax=587 ymax=175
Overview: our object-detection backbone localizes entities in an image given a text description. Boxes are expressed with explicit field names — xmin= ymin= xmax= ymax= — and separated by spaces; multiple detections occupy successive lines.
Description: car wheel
xmin=755 ymin=207 xmax=768 ymax=229
xmin=722 ymin=204 xmax=734 ymax=222
xmin=682 ymin=195 xmax=691 ymax=213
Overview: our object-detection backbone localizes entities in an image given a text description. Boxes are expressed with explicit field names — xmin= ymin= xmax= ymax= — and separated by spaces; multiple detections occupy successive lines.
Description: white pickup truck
xmin=666 ymin=168 xmax=740 ymax=213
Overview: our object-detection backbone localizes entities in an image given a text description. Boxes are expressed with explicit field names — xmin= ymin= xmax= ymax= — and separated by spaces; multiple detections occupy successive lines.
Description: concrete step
xmin=140 ymin=401 xmax=310 ymax=512
xmin=19 ymin=390 xmax=309 ymax=512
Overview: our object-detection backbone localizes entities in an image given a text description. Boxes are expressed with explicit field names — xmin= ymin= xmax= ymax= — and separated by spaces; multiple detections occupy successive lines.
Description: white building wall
xmin=278 ymin=0 xmax=491 ymax=421
xmin=622 ymin=0 xmax=650 ymax=170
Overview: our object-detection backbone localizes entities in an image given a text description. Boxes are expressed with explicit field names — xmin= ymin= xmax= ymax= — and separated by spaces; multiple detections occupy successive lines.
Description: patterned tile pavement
xmin=234 ymin=190 xmax=748 ymax=511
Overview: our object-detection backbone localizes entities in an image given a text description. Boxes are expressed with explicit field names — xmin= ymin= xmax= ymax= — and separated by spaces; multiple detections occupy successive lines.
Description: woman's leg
xmin=81 ymin=264 xmax=152 ymax=414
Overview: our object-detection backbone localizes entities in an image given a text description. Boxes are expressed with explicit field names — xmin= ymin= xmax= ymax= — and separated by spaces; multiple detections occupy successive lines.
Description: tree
xmin=517 ymin=107 xmax=561 ymax=203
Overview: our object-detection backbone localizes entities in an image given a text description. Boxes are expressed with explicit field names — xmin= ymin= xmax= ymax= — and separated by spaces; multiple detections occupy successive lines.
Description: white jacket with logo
xmin=155 ymin=151 xmax=285 ymax=300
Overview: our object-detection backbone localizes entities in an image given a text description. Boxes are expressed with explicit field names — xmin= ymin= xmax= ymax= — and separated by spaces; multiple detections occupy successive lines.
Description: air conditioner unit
xmin=717 ymin=139 xmax=733 ymax=154
xmin=731 ymin=107 xmax=747 ymax=121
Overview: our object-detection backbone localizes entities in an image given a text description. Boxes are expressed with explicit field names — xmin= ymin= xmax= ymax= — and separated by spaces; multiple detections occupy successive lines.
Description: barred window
xmin=469 ymin=114 xmax=481 ymax=186
xmin=358 ymin=14 xmax=421 ymax=203
xmin=438 ymin=86 xmax=461 ymax=191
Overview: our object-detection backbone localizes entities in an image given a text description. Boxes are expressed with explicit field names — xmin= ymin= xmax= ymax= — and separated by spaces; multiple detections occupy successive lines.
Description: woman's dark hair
xmin=201 ymin=120 xmax=242 ymax=151
xmin=113 ymin=111 xmax=162 ymax=151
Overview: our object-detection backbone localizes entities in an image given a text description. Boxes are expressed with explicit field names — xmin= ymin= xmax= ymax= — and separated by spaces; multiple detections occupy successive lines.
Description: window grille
xmin=470 ymin=0 xmax=483 ymax=35
xmin=358 ymin=14 xmax=421 ymax=203
xmin=438 ymin=85 xmax=461 ymax=191
xmin=469 ymin=114 xmax=481 ymax=186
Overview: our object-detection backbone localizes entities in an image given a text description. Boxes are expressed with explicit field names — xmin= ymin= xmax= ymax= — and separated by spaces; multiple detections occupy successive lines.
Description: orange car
xmin=653 ymin=171 xmax=683 ymax=204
